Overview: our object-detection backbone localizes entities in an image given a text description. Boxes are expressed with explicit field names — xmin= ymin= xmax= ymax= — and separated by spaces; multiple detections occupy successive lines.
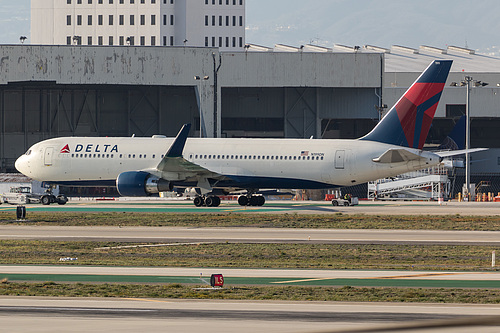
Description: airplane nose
xmin=15 ymin=155 xmax=28 ymax=175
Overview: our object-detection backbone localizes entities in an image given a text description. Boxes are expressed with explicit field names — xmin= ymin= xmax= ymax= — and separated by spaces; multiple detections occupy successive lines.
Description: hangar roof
xmin=246 ymin=43 xmax=500 ymax=73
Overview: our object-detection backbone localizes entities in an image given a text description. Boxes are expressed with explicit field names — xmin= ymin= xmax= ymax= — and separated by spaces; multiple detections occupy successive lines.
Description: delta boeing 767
xmin=16 ymin=60 xmax=467 ymax=207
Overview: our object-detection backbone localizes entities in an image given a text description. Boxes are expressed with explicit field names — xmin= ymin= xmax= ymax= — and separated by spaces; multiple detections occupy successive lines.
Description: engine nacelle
xmin=116 ymin=171 xmax=172 ymax=197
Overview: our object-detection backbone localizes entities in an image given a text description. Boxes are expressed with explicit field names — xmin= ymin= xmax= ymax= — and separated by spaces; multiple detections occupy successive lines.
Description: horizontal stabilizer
xmin=435 ymin=148 xmax=488 ymax=158
xmin=373 ymin=148 xmax=427 ymax=164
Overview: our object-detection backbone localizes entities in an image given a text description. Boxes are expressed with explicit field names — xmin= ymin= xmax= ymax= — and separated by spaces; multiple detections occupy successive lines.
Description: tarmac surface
xmin=2 ymin=199 xmax=500 ymax=332
xmin=2 ymin=266 xmax=500 ymax=288
xmin=1 ymin=198 xmax=500 ymax=215
xmin=1 ymin=297 xmax=500 ymax=333
xmin=2 ymin=225 xmax=500 ymax=245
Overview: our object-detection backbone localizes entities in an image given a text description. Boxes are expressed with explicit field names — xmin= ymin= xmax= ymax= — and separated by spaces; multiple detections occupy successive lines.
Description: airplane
xmin=16 ymin=60 xmax=475 ymax=207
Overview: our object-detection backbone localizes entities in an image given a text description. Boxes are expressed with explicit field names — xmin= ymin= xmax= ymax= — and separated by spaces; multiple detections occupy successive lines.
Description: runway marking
xmin=271 ymin=278 xmax=333 ymax=284
xmin=368 ymin=272 xmax=493 ymax=279
xmin=95 ymin=242 xmax=216 ymax=250
xmin=123 ymin=298 xmax=172 ymax=303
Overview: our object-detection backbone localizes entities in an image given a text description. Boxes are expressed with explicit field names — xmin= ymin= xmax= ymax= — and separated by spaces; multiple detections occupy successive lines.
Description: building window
xmin=218 ymin=36 xmax=222 ymax=47
xmin=119 ymin=36 xmax=124 ymax=45
xmin=109 ymin=36 xmax=114 ymax=45
xmin=67 ymin=15 xmax=71 ymax=25
xmin=98 ymin=36 xmax=103 ymax=45
xmin=446 ymin=104 xmax=466 ymax=118
xmin=212 ymin=15 xmax=215 ymax=26
xmin=119 ymin=15 xmax=124 ymax=25
xmin=140 ymin=15 xmax=145 ymax=25
xmin=88 ymin=36 xmax=93 ymax=45
xmin=170 ymin=36 xmax=174 ymax=45
xmin=88 ymin=15 xmax=92 ymax=25
xmin=163 ymin=14 xmax=167 ymax=25
xmin=225 ymin=16 xmax=229 ymax=26
xmin=239 ymin=37 xmax=242 ymax=47
xmin=211 ymin=36 xmax=215 ymax=47
xmin=219 ymin=16 xmax=222 ymax=26
xmin=151 ymin=15 xmax=156 ymax=25
xmin=205 ymin=15 xmax=208 ymax=26
xmin=98 ymin=15 xmax=103 ymax=25
xmin=239 ymin=16 xmax=243 ymax=26
xmin=130 ymin=15 xmax=135 ymax=25
xmin=109 ymin=15 xmax=113 ymax=25
xmin=151 ymin=36 xmax=156 ymax=46
xmin=67 ymin=0 xmax=71 ymax=4
xmin=232 ymin=37 xmax=236 ymax=47
xmin=163 ymin=36 xmax=167 ymax=46
xmin=205 ymin=36 xmax=208 ymax=47
xmin=170 ymin=15 xmax=174 ymax=25
xmin=232 ymin=16 xmax=236 ymax=26
xmin=225 ymin=36 xmax=229 ymax=47
xmin=66 ymin=36 xmax=71 ymax=45
xmin=140 ymin=36 xmax=145 ymax=45
xmin=77 ymin=15 xmax=82 ymax=25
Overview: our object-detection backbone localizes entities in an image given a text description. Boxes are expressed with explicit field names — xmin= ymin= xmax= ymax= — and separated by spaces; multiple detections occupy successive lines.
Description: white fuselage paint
xmin=15 ymin=136 xmax=441 ymax=189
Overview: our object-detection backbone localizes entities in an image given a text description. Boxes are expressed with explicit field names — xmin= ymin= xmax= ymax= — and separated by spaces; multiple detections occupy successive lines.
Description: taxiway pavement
xmin=1 ymin=225 xmax=500 ymax=245
xmin=1 ymin=297 xmax=499 ymax=333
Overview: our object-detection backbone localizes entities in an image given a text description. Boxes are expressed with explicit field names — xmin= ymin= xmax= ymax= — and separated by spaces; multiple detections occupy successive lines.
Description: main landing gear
xmin=237 ymin=194 xmax=265 ymax=207
xmin=193 ymin=195 xmax=221 ymax=207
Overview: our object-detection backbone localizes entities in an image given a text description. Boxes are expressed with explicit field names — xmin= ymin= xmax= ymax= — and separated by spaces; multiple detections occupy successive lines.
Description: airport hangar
xmin=1 ymin=43 xmax=500 ymax=194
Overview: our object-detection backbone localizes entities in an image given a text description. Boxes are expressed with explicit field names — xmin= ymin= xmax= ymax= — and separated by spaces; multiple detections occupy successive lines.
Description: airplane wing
xmin=154 ymin=124 xmax=224 ymax=191
xmin=434 ymin=148 xmax=488 ymax=158
xmin=156 ymin=123 xmax=215 ymax=175
xmin=372 ymin=148 xmax=428 ymax=163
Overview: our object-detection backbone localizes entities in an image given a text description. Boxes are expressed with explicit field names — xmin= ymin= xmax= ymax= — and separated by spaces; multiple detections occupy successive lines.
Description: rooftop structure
xmin=31 ymin=0 xmax=245 ymax=51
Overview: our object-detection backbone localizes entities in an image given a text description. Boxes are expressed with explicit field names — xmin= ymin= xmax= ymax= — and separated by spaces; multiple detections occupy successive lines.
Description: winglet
xmin=166 ymin=123 xmax=191 ymax=158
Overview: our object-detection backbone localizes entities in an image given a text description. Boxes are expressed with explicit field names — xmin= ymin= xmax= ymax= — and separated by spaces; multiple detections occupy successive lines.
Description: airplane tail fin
xmin=361 ymin=60 xmax=452 ymax=149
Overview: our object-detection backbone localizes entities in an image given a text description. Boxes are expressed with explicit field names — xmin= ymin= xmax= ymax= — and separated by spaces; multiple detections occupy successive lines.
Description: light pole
xmin=194 ymin=75 xmax=209 ymax=138
xmin=458 ymin=76 xmax=488 ymax=199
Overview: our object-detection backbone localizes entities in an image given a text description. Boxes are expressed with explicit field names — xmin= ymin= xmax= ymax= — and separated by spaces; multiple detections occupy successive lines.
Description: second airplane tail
xmin=361 ymin=60 xmax=453 ymax=149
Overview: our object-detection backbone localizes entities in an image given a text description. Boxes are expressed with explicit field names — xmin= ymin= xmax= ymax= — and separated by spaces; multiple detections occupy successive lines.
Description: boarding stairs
xmin=368 ymin=166 xmax=450 ymax=200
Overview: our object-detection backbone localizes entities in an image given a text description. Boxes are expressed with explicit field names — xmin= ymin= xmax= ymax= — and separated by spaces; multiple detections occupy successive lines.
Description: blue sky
xmin=2 ymin=0 xmax=500 ymax=55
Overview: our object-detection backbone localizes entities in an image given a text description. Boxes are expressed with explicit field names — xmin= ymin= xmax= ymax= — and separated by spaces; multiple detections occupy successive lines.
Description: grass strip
xmin=0 ymin=240 xmax=498 ymax=270
xmin=1 ymin=212 xmax=500 ymax=230
xmin=1 ymin=282 xmax=500 ymax=303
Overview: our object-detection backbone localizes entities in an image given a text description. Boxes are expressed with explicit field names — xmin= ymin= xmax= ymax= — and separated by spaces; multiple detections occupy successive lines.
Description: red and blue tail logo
xmin=361 ymin=60 xmax=452 ymax=149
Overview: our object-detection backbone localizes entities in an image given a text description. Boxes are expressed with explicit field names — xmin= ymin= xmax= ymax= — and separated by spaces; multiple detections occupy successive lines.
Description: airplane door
xmin=44 ymin=147 xmax=54 ymax=166
xmin=335 ymin=150 xmax=345 ymax=169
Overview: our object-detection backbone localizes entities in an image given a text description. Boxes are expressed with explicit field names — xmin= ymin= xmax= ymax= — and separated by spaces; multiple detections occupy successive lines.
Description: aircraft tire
xmin=237 ymin=195 xmax=248 ymax=206
xmin=249 ymin=195 xmax=259 ymax=206
xmin=41 ymin=195 xmax=51 ymax=205
xmin=56 ymin=195 xmax=68 ymax=205
xmin=331 ymin=200 xmax=339 ymax=206
xmin=205 ymin=196 xmax=220 ymax=207
xmin=257 ymin=196 xmax=265 ymax=206
xmin=193 ymin=196 xmax=204 ymax=207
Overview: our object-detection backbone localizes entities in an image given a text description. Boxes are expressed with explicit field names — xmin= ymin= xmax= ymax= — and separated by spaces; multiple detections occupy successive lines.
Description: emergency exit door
xmin=44 ymin=147 xmax=54 ymax=166
xmin=335 ymin=150 xmax=345 ymax=169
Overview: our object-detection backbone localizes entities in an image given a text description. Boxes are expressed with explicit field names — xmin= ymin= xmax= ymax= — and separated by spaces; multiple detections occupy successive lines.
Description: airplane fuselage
xmin=15 ymin=136 xmax=440 ymax=190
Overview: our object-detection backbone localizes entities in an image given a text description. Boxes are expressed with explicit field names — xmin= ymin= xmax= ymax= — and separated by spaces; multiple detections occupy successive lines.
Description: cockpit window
xmin=25 ymin=150 xmax=32 ymax=156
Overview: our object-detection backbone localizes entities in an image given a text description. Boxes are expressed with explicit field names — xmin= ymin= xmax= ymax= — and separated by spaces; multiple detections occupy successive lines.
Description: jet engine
xmin=116 ymin=171 xmax=172 ymax=197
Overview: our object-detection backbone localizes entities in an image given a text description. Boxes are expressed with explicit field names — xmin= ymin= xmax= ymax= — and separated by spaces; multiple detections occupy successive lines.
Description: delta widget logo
xmin=60 ymin=144 xmax=70 ymax=154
